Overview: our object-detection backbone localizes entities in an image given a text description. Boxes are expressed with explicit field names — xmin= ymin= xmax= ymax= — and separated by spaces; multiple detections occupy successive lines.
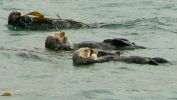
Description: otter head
xmin=45 ymin=32 xmax=74 ymax=50
xmin=74 ymin=47 xmax=98 ymax=59
xmin=72 ymin=47 xmax=98 ymax=65
xmin=8 ymin=11 xmax=23 ymax=24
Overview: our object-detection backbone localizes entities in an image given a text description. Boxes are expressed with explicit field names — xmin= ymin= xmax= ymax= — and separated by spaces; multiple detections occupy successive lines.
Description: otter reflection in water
xmin=45 ymin=32 xmax=146 ymax=51
xmin=8 ymin=11 xmax=105 ymax=30
xmin=72 ymin=47 xmax=169 ymax=65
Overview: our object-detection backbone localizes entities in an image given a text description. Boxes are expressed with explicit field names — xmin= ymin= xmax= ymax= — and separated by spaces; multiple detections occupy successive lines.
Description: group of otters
xmin=7 ymin=11 xmax=170 ymax=65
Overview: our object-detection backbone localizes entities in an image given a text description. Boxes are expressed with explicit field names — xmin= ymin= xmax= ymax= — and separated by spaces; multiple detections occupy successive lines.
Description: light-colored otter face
xmin=8 ymin=11 xmax=22 ymax=22
xmin=45 ymin=32 xmax=74 ymax=50
xmin=50 ymin=32 xmax=68 ymax=44
xmin=73 ymin=47 xmax=98 ymax=64
xmin=75 ymin=47 xmax=98 ymax=60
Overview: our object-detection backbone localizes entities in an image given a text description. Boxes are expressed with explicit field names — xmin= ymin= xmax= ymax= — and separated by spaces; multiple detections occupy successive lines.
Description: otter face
xmin=75 ymin=47 xmax=98 ymax=59
xmin=8 ymin=11 xmax=22 ymax=22
xmin=45 ymin=32 xmax=73 ymax=50
xmin=51 ymin=32 xmax=67 ymax=44
xmin=72 ymin=47 xmax=98 ymax=64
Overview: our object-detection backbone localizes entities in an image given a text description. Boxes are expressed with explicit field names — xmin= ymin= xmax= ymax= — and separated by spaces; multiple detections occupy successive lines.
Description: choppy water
xmin=1 ymin=0 xmax=177 ymax=100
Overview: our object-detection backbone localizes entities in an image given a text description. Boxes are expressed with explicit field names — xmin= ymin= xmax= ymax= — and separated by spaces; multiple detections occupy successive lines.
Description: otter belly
xmin=52 ymin=19 xmax=85 ymax=29
xmin=19 ymin=19 xmax=90 ymax=30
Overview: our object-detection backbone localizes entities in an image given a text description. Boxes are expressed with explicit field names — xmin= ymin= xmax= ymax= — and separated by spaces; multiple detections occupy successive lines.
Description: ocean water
xmin=1 ymin=0 xmax=177 ymax=100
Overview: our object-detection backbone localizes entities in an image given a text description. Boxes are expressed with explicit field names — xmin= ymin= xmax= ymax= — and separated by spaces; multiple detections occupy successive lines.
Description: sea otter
xmin=8 ymin=11 xmax=105 ymax=30
xmin=73 ymin=47 xmax=169 ymax=65
xmin=45 ymin=32 xmax=146 ymax=51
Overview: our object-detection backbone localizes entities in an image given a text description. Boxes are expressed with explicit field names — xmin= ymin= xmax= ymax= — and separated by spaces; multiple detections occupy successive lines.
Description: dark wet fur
xmin=112 ymin=56 xmax=169 ymax=65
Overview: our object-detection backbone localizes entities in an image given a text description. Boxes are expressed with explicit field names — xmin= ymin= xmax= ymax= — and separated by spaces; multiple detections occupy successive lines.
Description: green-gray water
xmin=0 ymin=0 xmax=177 ymax=100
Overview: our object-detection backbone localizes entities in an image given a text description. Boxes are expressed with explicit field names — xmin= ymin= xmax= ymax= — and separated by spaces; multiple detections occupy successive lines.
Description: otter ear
xmin=148 ymin=59 xmax=158 ymax=65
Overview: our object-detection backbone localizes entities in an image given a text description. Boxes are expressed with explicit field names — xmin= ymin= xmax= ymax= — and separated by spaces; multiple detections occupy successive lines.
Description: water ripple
xmin=80 ymin=89 xmax=114 ymax=99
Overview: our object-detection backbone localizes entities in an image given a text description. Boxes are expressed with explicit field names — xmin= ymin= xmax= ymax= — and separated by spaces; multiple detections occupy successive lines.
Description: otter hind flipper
xmin=103 ymin=39 xmax=112 ymax=43
xmin=103 ymin=38 xmax=132 ymax=47
xmin=152 ymin=57 xmax=169 ymax=63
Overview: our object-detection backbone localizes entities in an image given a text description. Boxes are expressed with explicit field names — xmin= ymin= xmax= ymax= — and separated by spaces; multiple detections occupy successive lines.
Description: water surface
xmin=0 ymin=0 xmax=177 ymax=100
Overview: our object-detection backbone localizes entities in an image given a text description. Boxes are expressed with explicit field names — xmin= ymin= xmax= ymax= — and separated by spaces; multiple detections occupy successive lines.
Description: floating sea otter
xmin=8 ymin=11 xmax=105 ymax=30
xmin=45 ymin=32 xmax=146 ymax=51
xmin=73 ymin=47 xmax=169 ymax=65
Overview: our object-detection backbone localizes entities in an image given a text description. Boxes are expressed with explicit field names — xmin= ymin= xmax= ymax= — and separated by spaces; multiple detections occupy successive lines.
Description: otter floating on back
xmin=45 ymin=32 xmax=146 ymax=51
xmin=8 ymin=11 xmax=105 ymax=30
xmin=73 ymin=47 xmax=170 ymax=65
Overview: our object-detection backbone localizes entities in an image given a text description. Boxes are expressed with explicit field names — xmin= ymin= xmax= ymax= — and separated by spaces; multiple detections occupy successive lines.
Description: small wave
xmin=99 ymin=17 xmax=177 ymax=30
xmin=125 ymin=17 xmax=176 ymax=26
xmin=118 ymin=66 xmax=134 ymax=70
xmin=16 ymin=52 xmax=47 ymax=61
xmin=79 ymin=89 xmax=114 ymax=99
xmin=3 ymin=7 xmax=23 ymax=11
xmin=100 ymin=23 xmax=136 ymax=29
